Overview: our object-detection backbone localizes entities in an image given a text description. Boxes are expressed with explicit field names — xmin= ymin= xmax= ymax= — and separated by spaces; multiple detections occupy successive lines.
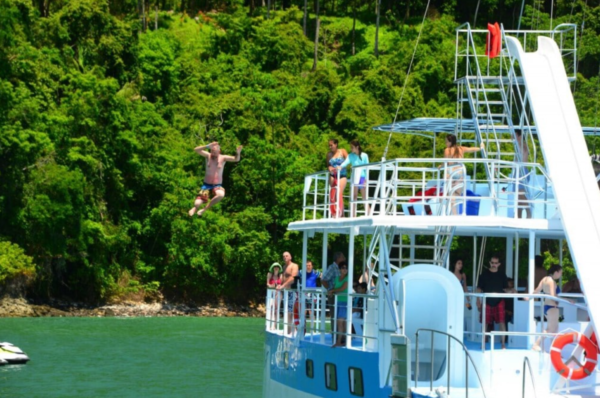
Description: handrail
xmin=466 ymin=292 xmax=588 ymax=311
xmin=266 ymin=286 xmax=379 ymax=348
xmin=415 ymin=328 xmax=488 ymax=398
xmin=302 ymin=157 xmax=555 ymax=221
xmin=522 ymin=356 xmax=538 ymax=398
xmin=466 ymin=292 xmax=589 ymax=351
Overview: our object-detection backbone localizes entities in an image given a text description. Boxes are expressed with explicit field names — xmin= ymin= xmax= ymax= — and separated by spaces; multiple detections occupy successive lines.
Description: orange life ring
xmin=550 ymin=332 xmax=598 ymax=380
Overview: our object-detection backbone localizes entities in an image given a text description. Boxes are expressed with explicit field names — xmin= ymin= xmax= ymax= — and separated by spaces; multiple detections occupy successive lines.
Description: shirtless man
xmin=188 ymin=142 xmax=243 ymax=217
xmin=277 ymin=251 xmax=299 ymax=335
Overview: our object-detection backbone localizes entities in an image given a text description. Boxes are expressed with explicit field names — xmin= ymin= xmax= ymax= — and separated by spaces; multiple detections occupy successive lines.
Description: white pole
xmin=528 ymin=230 xmax=536 ymax=348
xmin=514 ymin=232 xmax=520 ymax=290
xmin=346 ymin=227 xmax=356 ymax=348
xmin=506 ymin=236 xmax=514 ymax=279
xmin=410 ymin=234 xmax=415 ymax=265
xmin=321 ymin=232 xmax=328 ymax=344
xmin=559 ymin=239 xmax=564 ymax=288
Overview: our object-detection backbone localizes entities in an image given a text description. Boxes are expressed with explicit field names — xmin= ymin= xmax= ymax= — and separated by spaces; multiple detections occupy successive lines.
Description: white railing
xmin=455 ymin=23 xmax=577 ymax=83
xmin=465 ymin=292 xmax=589 ymax=352
xmin=265 ymin=287 xmax=378 ymax=350
xmin=302 ymin=158 xmax=555 ymax=221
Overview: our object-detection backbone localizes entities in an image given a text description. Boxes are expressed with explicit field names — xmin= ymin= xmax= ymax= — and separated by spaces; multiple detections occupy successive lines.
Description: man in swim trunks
xmin=476 ymin=255 xmax=509 ymax=349
xmin=188 ymin=141 xmax=243 ymax=217
xmin=277 ymin=252 xmax=299 ymax=335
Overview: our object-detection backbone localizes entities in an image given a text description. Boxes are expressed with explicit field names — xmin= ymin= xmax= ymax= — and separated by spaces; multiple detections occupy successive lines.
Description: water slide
xmin=505 ymin=36 xmax=600 ymax=332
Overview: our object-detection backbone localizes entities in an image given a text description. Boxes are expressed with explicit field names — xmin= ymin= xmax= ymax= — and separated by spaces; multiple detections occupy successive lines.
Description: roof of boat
xmin=372 ymin=118 xmax=600 ymax=137
xmin=287 ymin=215 xmax=566 ymax=239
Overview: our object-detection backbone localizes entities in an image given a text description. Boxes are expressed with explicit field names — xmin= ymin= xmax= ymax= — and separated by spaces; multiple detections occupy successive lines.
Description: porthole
xmin=349 ymin=367 xmax=364 ymax=396
xmin=325 ymin=362 xmax=337 ymax=391
xmin=306 ymin=359 xmax=314 ymax=379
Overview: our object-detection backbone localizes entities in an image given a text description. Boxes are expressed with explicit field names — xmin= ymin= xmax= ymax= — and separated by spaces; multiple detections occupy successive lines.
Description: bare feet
xmin=188 ymin=208 xmax=197 ymax=217
xmin=197 ymin=209 xmax=205 ymax=217
xmin=532 ymin=345 xmax=541 ymax=352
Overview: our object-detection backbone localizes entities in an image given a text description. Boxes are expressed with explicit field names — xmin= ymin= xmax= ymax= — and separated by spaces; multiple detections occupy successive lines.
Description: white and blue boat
xmin=0 ymin=342 xmax=30 ymax=365
xmin=263 ymin=23 xmax=600 ymax=398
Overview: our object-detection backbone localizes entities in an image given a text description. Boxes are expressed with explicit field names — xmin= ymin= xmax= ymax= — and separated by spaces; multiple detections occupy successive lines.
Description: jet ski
xmin=0 ymin=342 xmax=30 ymax=364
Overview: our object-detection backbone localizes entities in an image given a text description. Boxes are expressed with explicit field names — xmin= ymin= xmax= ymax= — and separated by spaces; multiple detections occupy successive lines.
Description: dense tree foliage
xmin=0 ymin=0 xmax=598 ymax=303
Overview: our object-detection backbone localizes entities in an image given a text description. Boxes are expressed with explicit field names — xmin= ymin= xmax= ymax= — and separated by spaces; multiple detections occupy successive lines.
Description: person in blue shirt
xmin=338 ymin=140 xmax=370 ymax=217
xmin=305 ymin=260 xmax=321 ymax=288
xmin=304 ymin=260 xmax=321 ymax=323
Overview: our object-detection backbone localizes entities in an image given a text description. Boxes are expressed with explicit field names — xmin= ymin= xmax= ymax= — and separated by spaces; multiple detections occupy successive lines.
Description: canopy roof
xmin=372 ymin=118 xmax=600 ymax=137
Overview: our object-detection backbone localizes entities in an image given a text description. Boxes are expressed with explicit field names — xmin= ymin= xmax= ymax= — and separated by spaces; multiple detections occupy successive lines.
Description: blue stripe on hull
xmin=264 ymin=332 xmax=392 ymax=398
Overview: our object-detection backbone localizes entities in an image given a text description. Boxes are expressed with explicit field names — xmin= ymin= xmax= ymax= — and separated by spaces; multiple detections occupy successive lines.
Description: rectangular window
xmin=349 ymin=367 xmax=364 ymax=396
xmin=325 ymin=363 xmax=337 ymax=391
xmin=306 ymin=359 xmax=314 ymax=379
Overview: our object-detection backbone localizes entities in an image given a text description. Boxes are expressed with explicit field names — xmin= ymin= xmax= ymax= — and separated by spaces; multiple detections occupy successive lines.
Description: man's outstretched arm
xmin=194 ymin=142 xmax=218 ymax=157
xmin=223 ymin=145 xmax=243 ymax=162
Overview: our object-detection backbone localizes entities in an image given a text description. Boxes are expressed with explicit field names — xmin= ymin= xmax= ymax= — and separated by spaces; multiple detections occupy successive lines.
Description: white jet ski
xmin=0 ymin=342 xmax=30 ymax=364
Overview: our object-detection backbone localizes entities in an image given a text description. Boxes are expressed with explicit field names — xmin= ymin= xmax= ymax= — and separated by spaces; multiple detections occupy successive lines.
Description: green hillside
xmin=1 ymin=0 xmax=598 ymax=303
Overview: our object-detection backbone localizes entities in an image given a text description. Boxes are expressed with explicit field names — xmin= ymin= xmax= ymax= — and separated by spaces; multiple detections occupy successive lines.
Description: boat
xmin=262 ymin=22 xmax=600 ymax=398
xmin=0 ymin=342 xmax=30 ymax=365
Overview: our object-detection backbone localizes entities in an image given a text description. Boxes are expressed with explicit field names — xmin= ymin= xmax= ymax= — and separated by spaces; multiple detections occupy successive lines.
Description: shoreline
xmin=0 ymin=297 xmax=266 ymax=318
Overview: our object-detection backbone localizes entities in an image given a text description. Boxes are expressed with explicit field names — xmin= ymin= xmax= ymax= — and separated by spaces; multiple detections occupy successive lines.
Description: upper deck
xmin=290 ymin=157 xmax=565 ymax=238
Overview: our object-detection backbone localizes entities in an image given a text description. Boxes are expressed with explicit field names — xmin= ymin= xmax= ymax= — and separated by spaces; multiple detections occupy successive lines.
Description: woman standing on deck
xmin=329 ymin=262 xmax=349 ymax=347
xmin=442 ymin=134 xmax=484 ymax=214
xmin=338 ymin=140 xmax=370 ymax=217
xmin=531 ymin=264 xmax=563 ymax=351
xmin=443 ymin=134 xmax=485 ymax=181
xmin=450 ymin=259 xmax=471 ymax=309
xmin=327 ymin=139 xmax=348 ymax=218
xmin=267 ymin=263 xmax=282 ymax=330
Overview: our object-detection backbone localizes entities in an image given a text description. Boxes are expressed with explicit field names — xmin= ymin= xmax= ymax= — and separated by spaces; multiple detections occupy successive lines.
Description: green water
xmin=0 ymin=317 xmax=265 ymax=397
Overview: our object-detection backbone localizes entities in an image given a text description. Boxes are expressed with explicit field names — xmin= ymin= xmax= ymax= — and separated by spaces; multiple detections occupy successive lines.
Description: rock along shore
xmin=0 ymin=297 xmax=266 ymax=318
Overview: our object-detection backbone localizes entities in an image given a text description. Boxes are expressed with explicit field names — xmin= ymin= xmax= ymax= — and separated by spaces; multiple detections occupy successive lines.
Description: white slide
xmin=505 ymin=36 xmax=600 ymax=331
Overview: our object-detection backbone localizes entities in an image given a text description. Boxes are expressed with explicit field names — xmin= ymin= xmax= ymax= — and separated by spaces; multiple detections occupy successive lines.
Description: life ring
xmin=550 ymin=332 xmax=598 ymax=380
xmin=590 ymin=333 xmax=597 ymax=346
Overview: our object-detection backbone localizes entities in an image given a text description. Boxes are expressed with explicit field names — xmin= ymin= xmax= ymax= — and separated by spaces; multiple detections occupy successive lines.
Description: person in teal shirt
xmin=338 ymin=140 xmax=370 ymax=217
xmin=328 ymin=261 xmax=349 ymax=347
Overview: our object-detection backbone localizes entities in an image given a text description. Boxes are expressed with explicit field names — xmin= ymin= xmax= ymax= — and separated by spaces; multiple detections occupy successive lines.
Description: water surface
xmin=0 ymin=317 xmax=265 ymax=397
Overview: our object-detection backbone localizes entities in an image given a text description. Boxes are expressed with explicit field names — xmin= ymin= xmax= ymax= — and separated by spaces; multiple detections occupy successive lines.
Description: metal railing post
xmin=430 ymin=332 xmax=434 ymax=392
xmin=415 ymin=331 xmax=420 ymax=388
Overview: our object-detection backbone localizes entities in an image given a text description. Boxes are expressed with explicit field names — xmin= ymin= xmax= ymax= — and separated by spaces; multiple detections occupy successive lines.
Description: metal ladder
xmin=458 ymin=25 xmax=519 ymax=163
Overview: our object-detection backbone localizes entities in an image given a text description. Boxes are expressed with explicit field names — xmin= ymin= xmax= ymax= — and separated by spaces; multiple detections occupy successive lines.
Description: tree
xmin=312 ymin=0 xmax=320 ymax=71
xmin=374 ymin=0 xmax=381 ymax=57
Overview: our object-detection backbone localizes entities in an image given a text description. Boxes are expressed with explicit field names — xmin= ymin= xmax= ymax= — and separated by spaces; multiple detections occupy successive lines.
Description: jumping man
xmin=188 ymin=142 xmax=243 ymax=217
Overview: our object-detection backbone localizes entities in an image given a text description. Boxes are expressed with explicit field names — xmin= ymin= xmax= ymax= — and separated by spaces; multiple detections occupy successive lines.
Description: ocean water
xmin=0 ymin=317 xmax=265 ymax=397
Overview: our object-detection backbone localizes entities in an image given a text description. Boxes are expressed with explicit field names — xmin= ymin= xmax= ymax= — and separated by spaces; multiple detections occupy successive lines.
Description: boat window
xmin=306 ymin=359 xmax=314 ymax=379
xmin=325 ymin=363 xmax=337 ymax=391
xmin=348 ymin=367 xmax=364 ymax=396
